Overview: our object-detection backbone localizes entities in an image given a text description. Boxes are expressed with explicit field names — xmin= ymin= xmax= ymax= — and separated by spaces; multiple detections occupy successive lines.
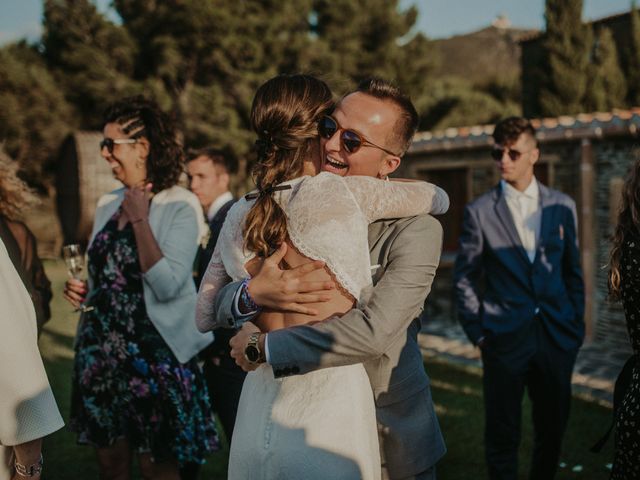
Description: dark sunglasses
xmin=100 ymin=137 xmax=138 ymax=154
xmin=491 ymin=146 xmax=533 ymax=162
xmin=318 ymin=116 xmax=399 ymax=156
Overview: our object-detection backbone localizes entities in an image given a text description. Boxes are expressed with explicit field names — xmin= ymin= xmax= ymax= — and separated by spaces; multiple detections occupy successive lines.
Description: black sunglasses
xmin=491 ymin=146 xmax=533 ymax=162
xmin=100 ymin=137 xmax=138 ymax=154
xmin=318 ymin=116 xmax=399 ymax=156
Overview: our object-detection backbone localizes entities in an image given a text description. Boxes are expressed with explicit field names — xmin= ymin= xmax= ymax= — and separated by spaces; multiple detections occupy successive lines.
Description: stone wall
xmin=592 ymin=139 xmax=637 ymax=356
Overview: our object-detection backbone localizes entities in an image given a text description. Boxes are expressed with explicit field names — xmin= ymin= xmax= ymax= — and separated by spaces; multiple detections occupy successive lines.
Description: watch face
xmin=245 ymin=345 xmax=260 ymax=363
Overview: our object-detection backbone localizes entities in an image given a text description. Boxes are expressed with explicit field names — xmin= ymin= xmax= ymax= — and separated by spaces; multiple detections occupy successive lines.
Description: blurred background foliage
xmin=1 ymin=0 xmax=639 ymax=189
xmin=0 ymin=0 xmax=521 ymax=188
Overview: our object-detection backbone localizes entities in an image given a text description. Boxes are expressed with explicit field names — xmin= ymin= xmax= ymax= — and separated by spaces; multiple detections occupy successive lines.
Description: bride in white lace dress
xmin=196 ymin=74 xmax=449 ymax=480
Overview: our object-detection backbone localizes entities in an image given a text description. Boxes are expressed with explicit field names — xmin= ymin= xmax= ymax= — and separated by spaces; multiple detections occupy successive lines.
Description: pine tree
xmin=310 ymin=0 xmax=433 ymax=93
xmin=628 ymin=1 xmax=640 ymax=105
xmin=585 ymin=27 xmax=627 ymax=111
xmin=42 ymin=0 xmax=138 ymax=127
xmin=308 ymin=0 xmax=439 ymax=131
xmin=0 ymin=42 xmax=75 ymax=182
xmin=539 ymin=0 xmax=592 ymax=116
xmin=113 ymin=0 xmax=314 ymax=156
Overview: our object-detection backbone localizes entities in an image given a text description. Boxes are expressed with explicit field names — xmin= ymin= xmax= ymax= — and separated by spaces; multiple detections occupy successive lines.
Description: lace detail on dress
xmin=283 ymin=173 xmax=448 ymax=298
xmin=196 ymin=172 xmax=448 ymax=330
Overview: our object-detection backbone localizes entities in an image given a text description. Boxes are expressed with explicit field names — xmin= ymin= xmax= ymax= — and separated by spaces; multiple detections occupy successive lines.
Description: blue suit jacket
xmin=454 ymin=182 xmax=585 ymax=355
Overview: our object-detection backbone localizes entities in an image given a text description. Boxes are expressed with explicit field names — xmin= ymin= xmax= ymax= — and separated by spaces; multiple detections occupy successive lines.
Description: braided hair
xmin=103 ymin=95 xmax=184 ymax=193
xmin=244 ymin=74 xmax=334 ymax=257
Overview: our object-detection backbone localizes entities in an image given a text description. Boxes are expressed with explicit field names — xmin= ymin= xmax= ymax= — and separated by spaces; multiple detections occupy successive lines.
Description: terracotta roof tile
xmin=410 ymin=108 xmax=640 ymax=153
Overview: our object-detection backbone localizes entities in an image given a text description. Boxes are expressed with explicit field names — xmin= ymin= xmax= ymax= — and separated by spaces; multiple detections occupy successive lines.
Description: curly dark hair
xmin=609 ymin=155 xmax=640 ymax=299
xmin=102 ymin=95 xmax=184 ymax=192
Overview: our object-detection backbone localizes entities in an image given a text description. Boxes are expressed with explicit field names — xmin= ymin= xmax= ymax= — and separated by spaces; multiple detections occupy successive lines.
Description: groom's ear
xmin=378 ymin=154 xmax=401 ymax=178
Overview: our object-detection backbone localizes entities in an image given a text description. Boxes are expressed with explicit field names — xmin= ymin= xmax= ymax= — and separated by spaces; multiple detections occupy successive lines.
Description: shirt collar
xmin=501 ymin=178 xmax=539 ymax=202
xmin=206 ymin=191 xmax=233 ymax=221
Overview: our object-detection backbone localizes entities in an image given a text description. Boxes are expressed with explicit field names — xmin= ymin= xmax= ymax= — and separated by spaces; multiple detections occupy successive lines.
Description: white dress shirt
xmin=206 ymin=191 xmax=234 ymax=222
xmin=501 ymin=179 xmax=541 ymax=263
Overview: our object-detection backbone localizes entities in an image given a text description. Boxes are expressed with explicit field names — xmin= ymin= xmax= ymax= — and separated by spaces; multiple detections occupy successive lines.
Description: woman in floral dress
xmin=63 ymin=96 xmax=218 ymax=479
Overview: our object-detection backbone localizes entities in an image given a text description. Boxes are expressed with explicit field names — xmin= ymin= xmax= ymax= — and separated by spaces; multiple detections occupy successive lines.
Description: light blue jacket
xmin=88 ymin=185 xmax=213 ymax=363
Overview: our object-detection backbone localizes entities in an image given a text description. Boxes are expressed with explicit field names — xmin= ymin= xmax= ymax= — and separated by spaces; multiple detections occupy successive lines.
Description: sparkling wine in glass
xmin=62 ymin=244 xmax=94 ymax=313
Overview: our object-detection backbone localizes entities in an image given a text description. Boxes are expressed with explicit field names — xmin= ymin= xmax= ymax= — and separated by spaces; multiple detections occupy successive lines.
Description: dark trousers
xmin=481 ymin=323 xmax=577 ymax=480
xmin=179 ymin=332 xmax=246 ymax=480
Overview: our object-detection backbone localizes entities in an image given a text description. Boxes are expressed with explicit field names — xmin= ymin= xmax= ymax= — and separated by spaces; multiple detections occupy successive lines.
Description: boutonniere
xmin=200 ymin=227 xmax=211 ymax=248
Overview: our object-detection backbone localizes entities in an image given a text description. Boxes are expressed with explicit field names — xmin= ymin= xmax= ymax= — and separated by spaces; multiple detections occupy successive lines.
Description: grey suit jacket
xmin=214 ymin=214 xmax=446 ymax=479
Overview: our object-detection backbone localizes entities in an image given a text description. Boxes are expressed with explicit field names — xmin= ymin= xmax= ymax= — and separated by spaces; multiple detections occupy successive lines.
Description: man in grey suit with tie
xmin=454 ymin=117 xmax=585 ymax=480
xmin=214 ymin=78 xmax=446 ymax=479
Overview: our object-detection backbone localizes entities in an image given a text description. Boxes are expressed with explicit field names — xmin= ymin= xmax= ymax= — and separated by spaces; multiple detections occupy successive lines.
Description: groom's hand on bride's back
xmin=246 ymin=243 xmax=335 ymax=315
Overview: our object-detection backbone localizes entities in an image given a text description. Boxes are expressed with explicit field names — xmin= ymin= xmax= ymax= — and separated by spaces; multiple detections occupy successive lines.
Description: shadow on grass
xmin=39 ymin=260 xmax=613 ymax=480
xmin=426 ymin=358 xmax=615 ymax=480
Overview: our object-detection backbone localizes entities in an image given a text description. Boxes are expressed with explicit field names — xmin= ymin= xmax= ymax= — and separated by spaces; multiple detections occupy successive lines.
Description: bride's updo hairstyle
xmin=244 ymin=74 xmax=333 ymax=257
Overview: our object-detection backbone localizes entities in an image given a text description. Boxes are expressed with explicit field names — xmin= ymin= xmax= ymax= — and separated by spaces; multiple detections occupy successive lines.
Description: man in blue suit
xmin=454 ymin=117 xmax=585 ymax=480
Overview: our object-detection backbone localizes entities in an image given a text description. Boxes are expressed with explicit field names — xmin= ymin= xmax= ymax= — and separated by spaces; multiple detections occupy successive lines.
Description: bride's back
xmin=255 ymin=241 xmax=355 ymax=332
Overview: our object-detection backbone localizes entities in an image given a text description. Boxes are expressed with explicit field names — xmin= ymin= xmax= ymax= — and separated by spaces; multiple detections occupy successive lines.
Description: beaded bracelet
xmin=14 ymin=454 xmax=43 ymax=477
xmin=240 ymin=278 xmax=261 ymax=313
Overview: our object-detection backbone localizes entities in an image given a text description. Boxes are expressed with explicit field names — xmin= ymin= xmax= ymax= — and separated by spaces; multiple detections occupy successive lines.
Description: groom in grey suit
xmin=215 ymin=78 xmax=446 ymax=479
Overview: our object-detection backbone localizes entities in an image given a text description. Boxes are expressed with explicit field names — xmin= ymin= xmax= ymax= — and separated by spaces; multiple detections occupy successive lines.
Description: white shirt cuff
xmin=264 ymin=333 xmax=271 ymax=364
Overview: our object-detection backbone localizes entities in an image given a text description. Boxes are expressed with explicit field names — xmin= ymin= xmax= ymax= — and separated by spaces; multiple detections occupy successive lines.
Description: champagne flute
xmin=62 ymin=244 xmax=94 ymax=313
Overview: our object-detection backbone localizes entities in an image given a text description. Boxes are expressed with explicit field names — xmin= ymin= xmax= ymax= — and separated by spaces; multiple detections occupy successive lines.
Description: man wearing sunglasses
xmin=454 ymin=117 xmax=585 ymax=480
xmin=212 ymin=77 xmax=446 ymax=479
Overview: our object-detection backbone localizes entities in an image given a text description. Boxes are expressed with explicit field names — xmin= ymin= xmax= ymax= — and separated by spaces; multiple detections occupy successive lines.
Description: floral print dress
xmin=70 ymin=210 xmax=219 ymax=466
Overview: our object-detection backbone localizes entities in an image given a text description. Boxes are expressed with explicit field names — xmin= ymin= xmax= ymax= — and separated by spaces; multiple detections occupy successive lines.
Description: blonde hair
xmin=244 ymin=74 xmax=333 ymax=257
xmin=0 ymin=150 xmax=38 ymax=220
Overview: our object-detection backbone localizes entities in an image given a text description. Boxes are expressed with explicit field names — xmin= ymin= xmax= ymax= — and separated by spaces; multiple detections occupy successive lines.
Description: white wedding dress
xmin=196 ymin=172 xmax=448 ymax=480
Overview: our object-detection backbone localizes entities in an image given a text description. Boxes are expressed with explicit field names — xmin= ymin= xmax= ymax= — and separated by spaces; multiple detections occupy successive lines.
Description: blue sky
xmin=0 ymin=0 xmax=634 ymax=45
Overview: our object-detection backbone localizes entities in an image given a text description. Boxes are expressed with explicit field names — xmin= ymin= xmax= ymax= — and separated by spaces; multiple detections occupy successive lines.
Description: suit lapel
xmin=368 ymin=219 xmax=390 ymax=253
xmin=207 ymin=199 xmax=235 ymax=249
xmin=535 ymin=183 xmax=554 ymax=262
xmin=493 ymin=185 xmax=531 ymax=266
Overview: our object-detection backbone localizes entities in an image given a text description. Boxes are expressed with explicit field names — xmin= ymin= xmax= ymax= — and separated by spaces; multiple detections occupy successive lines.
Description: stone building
xmin=399 ymin=109 xmax=640 ymax=355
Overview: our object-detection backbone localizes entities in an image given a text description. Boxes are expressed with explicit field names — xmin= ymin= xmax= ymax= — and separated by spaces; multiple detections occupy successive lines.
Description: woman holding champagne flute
xmin=63 ymin=96 xmax=218 ymax=480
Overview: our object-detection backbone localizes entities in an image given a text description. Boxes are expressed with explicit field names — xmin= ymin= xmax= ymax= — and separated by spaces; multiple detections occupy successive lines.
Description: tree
xmin=418 ymin=76 xmax=519 ymax=131
xmin=628 ymin=1 xmax=640 ymax=104
xmin=42 ymin=0 xmax=138 ymax=128
xmin=310 ymin=0 xmax=434 ymax=92
xmin=585 ymin=27 xmax=627 ymax=111
xmin=539 ymin=0 xmax=592 ymax=116
xmin=0 ymin=41 xmax=75 ymax=185
xmin=113 ymin=0 xmax=315 ymax=157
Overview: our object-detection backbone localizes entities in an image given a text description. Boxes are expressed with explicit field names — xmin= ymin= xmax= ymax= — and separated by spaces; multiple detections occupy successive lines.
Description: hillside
xmin=431 ymin=20 xmax=539 ymax=85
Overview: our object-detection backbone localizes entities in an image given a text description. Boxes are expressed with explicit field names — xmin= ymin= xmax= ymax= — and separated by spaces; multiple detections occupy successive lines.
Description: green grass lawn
xmin=39 ymin=260 xmax=614 ymax=479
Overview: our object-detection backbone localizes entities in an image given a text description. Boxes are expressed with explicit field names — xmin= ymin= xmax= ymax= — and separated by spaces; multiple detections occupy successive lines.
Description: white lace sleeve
xmin=343 ymin=176 xmax=450 ymax=222
xmin=196 ymin=245 xmax=231 ymax=332
xmin=195 ymin=199 xmax=255 ymax=332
